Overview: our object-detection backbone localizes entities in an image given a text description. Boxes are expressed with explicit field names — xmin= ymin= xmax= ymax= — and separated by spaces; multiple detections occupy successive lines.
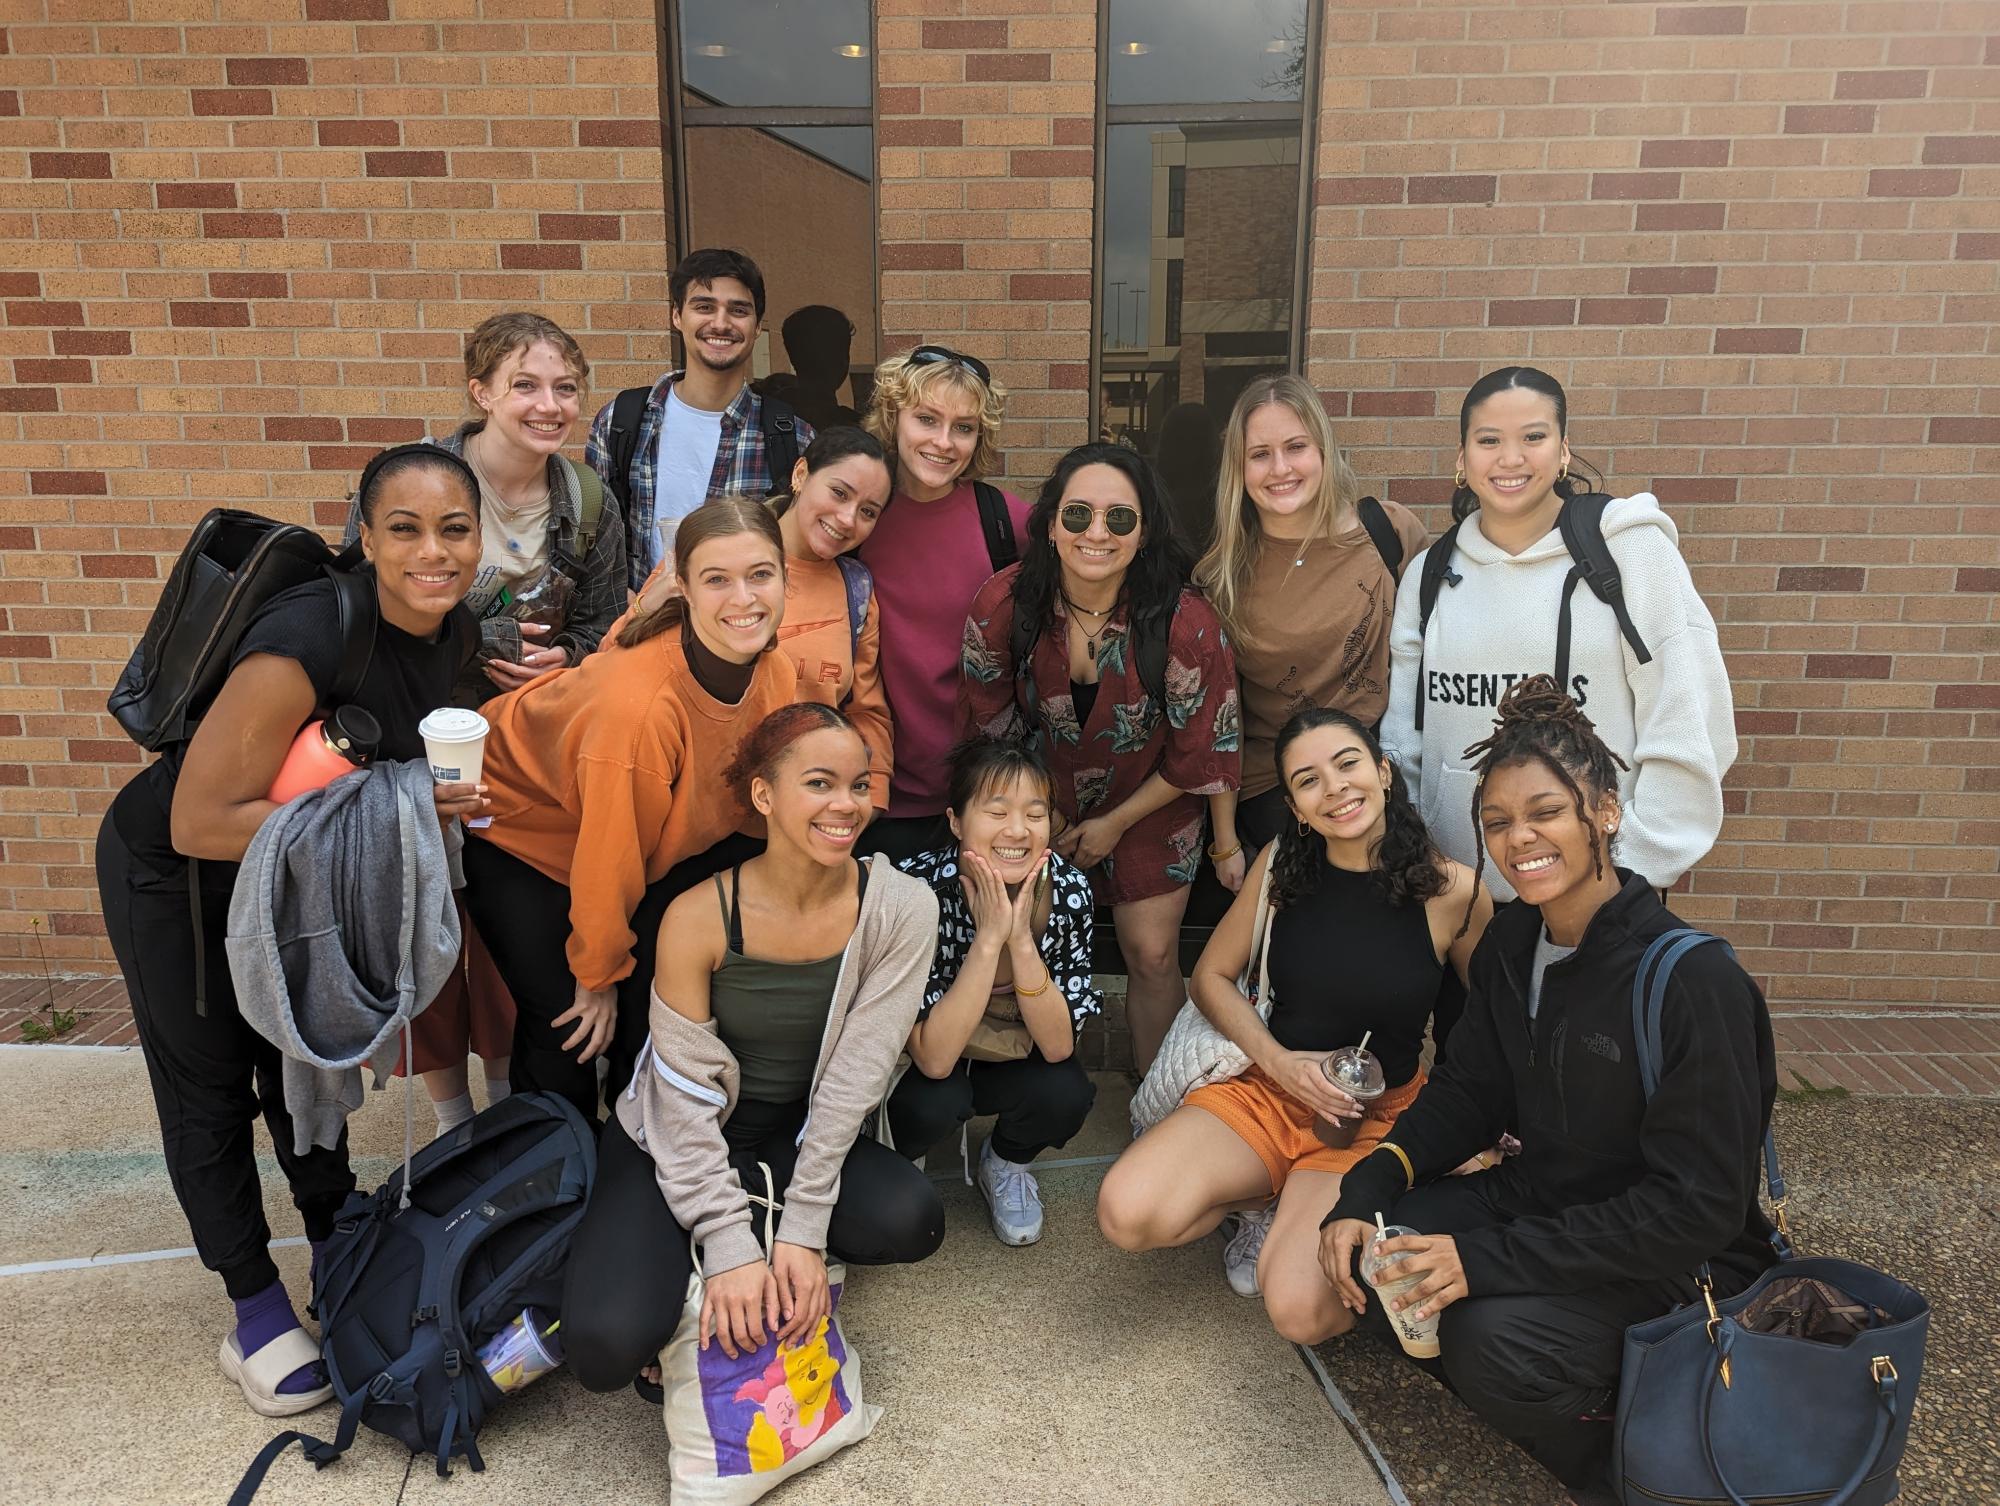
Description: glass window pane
xmin=1106 ymin=0 xmax=1308 ymax=106
xmin=686 ymin=126 xmax=876 ymax=416
xmin=681 ymin=0 xmax=871 ymax=109
xmin=1099 ymin=122 xmax=1298 ymax=547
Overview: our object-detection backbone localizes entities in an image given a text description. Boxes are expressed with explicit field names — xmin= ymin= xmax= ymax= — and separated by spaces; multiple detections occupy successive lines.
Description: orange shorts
xmin=1186 ymin=1065 xmax=1425 ymax=1195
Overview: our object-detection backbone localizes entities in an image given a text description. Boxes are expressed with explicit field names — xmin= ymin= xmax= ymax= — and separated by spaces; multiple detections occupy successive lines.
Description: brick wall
xmin=875 ymin=0 xmax=1097 ymax=483
xmin=0 ymin=0 xmax=671 ymax=967
xmin=1308 ymin=1 xmax=2000 ymax=1008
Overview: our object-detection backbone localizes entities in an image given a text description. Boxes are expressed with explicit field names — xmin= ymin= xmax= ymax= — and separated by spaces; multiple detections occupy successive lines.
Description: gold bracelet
xmin=1207 ymin=840 xmax=1242 ymax=862
xmin=1014 ymin=967 xmax=1053 ymax=998
xmin=1379 ymin=1140 xmax=1415 ymax=1191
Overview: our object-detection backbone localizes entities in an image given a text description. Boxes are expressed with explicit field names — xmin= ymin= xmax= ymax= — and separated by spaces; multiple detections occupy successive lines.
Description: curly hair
xmin=1268 ymin=706 xmax=1449 ymax=913
xmin=1461 ymin=674 xmax=1629 ymax=896
xmin=461 ymin=312 xmax=589 ymax=424
xmin=1451 ymin=366 xmax=1603 ymax=524
xmin=722 ymin=701 xmax=861 ymax=809
xmin=861 ymin=349 xmax=1007 ymax=486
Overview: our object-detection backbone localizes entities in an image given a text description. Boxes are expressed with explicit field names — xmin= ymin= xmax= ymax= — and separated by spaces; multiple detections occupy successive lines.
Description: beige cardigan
xmin=614 ymin=858 xmax=939 ymax=1275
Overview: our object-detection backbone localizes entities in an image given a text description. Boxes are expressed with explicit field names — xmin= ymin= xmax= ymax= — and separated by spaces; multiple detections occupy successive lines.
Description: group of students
xmin=94 ymin=244 xmax=1767 ymax=1505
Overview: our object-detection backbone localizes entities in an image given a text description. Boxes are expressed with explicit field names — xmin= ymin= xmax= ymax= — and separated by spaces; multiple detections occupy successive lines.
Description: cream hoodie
xmin=1380 ymin=493 xmax=1736 ymax=899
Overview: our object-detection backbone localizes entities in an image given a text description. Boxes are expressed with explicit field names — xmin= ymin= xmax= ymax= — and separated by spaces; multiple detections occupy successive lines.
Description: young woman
xmin=95 ymin=445 xmax=484 ymax=1416
xmin=460 ymin=498 xmax=798 ymax=1127
xmin=888 ymin=736 xmax=1101 ymax=1247
xmin=1319 ymin=677 xmax=1779 ymax=1506
xmin=1097 ymin=708 xmax=1488 ymax=1343
xmin=1195 ymin=374 xmax=1427 ymax=878
xmin=1380 ymin=365 xmax=1736 ymax=899
xmin=856 ymin=345 xmax=1029 ymax=861
xmin=767 ymin=425 xmax=896 ymax=810
xmin=959 ymin=442 xmax=1240 ymax=1072
xmin=563 ymin=703 xmax=944 ymax=1394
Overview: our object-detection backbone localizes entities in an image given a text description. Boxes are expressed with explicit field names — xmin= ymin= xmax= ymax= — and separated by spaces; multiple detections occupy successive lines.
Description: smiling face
xmin=784 ymin=453 xmax=893 ymax=561
xmin=894 ymin=390 xmax=981 ymax=499
xmin=682 ymin=529 xmax=786 ymax=662
xmin=470 ymin=339 xmax=579 ymax=459
xmin=358 ymin=465 xmax=482 ymax=632
xmin=1459 ymin=386 xmax=1570 ymax=541
xmin=1281 ymin=723 xmax=1391 ymax=850
xmin=1050 ymin=462 xmax=1143 ymax=592
xmin=1477 ymin=755 xmax=1618 ymax=907
xmin=948 ymin=768 xmax=1053 ymax=888
xmin=670 ymin=275 xmax=760 ymax=377
xmin=1242 ymin=400 xmax=1324 ymax=531
xmin=754 ymin=725 xmax=873 ymax=865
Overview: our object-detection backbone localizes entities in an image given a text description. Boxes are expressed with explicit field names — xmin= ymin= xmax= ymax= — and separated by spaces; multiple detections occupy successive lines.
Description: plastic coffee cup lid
xmin=419 ymin=707 xmax=489 ymax=743
xmin=1328 ymin=1047 xmax=1385 ymax=1094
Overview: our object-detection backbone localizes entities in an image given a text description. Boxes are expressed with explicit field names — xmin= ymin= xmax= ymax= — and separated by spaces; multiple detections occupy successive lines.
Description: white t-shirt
xmin=461 ymin=440 xmax=553 ymax=617
xmin=653 ymin=383 xmax=726 ymax=571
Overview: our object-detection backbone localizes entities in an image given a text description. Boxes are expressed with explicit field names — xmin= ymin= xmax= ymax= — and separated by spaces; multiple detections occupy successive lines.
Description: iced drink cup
xmin=1363 ymin=1223 xmax=1443 ymax=1359
xmin=478 ymin=1307 xmax=564 ymax=1394
xmin=1314 ymin=1045 xmax=1386 ymax=1149
xmin=419 ymin=707 xmax=489 ymax=787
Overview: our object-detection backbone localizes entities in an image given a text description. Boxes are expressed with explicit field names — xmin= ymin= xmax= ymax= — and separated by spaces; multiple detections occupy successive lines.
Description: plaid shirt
xmin=585 ymin=371 xmax=815 ymax=593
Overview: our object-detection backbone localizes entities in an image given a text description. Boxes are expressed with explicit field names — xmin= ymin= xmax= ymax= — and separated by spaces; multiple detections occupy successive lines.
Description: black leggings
xmin=96 ymin=798 xmax=354 ymax=1299
xmin=886 ymin=1050 xmax=1097 ymax=1164
xmin=561 ymin=1109 xmax=944 ymax=1392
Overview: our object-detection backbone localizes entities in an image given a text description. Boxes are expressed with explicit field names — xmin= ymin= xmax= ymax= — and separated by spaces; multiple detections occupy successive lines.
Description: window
xmin=666 ymin=1 xmax=878 ymax=417
xmin=1094 ymin=0 xmax=1316 ymax=490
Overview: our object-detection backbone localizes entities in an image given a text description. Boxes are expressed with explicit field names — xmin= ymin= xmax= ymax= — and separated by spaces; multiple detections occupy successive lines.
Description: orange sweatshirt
xmin=471 ymin=631 xmax=798 ymax=991
xmin=776 ymin=551 xmax=894 ymax=810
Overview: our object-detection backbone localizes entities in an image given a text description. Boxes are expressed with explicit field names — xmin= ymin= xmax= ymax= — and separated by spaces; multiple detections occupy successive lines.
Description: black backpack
xmin=1412 ymin=491 xmax=1652 ymax=730
xmin=229 ymin=1093 xmax=597 ymax=1503
xmin=603 ymin=382 xmax=802 ymax=513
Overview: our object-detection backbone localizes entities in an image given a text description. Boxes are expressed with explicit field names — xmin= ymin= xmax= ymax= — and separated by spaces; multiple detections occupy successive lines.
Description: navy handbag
xmin=1611 ymin=931 xmax=1930 ymax=1506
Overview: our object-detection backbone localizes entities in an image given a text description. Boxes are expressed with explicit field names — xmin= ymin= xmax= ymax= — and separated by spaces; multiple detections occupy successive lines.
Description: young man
xmin=586 ymin=248 xmax=816 ymax=592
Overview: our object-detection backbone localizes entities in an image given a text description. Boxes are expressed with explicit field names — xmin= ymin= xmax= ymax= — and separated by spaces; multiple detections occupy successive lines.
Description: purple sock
xmin=233 ymin=1280 xmax=323 ymax=1396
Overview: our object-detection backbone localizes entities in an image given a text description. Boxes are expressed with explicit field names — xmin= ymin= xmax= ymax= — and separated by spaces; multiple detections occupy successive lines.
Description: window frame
xmin=1088 ymin=0 xmax=1324 ymax=414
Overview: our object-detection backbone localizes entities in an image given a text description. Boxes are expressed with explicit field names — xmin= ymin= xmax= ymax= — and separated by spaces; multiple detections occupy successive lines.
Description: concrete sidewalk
xmin=0 ymin=1049 xmax=1393 ymax=1506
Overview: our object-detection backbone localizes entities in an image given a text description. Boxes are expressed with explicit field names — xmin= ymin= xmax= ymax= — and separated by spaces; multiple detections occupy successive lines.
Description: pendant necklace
xmin=1061 ymin=591 xmax=1115 ymax=657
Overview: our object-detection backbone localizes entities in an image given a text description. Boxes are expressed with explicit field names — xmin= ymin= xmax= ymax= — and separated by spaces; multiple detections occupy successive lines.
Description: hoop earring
xmin=1297 ymin=818 xmax=1310 ymax=836
xmin=1453 ymin=468 xmax=1465 ymax=489
xmin=1557 ymin=464 xmax=1569 ymax=483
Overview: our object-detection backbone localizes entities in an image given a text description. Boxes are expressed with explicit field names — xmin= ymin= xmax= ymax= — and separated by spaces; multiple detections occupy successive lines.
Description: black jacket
xmin=1328 ymin=872 xmax=1779 ymax=1295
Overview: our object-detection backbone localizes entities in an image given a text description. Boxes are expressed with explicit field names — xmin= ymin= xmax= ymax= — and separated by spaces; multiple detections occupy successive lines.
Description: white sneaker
xmin=1222 ymin=1200 xmax=1276 ymax=1297
xmin=976 ymin=1140 xmax=1044 ymax=1246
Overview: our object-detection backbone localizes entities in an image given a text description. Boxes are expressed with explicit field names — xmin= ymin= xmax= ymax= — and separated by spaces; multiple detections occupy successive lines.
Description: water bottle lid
xmin=324 ymin=704 xmax=384 ymax=763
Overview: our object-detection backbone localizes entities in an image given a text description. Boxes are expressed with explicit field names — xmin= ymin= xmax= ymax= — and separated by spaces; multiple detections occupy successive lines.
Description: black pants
xmin=96 ymin=798 xmax=354 ymax=1300
xmin=854 ymin=812 xmax=950 ymax=867
xmin=1374 ymin=1171 xmax=1708 ymax=1494
xmin=461 ymin=832 xmax=759 ymax=1126
xmin=886 ymin=1050 xmax=1097 ymax=1164
xmin=561 ymin=1107 xmax=944 ymax=1392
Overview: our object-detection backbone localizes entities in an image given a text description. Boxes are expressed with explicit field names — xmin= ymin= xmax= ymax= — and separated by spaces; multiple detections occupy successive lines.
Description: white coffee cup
xmin=418 ymin=707 xmax=489 ymax=787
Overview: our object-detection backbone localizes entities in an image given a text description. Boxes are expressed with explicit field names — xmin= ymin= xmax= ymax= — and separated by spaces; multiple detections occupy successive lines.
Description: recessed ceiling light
xmin=1263 ymin=38 xmax=1288 ymax=53
xmin=835 ymin=43 xmax=869 ymax=58
xmin=1119 ymin=41 xmax=1151 ymax=56
xmin=692 ymin=43 xmax=733 ymax=58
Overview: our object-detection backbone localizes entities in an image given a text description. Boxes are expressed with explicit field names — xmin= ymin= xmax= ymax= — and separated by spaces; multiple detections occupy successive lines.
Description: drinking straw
xmin=1357 ymin=1031 xmax=1372 ymax=1056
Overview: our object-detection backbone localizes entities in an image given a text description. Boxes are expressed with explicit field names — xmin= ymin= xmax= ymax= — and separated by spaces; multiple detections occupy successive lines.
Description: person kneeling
xmin=1318 ymin=677 xmax=1781 ymax=1506
xmin=888 ymin=737 xmax=1101 ymax=1246
xmin=1098 ymin=709 xmax=1488 ymax=1344
xmin=560 ymin=703 xmax=944 ymax=1396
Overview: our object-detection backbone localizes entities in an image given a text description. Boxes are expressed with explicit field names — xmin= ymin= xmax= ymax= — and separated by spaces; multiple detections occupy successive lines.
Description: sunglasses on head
xmin=908 ymin=344 xmax=992 ymax=387
xmin=1059 ymin=502 xmax=1140 ymax=537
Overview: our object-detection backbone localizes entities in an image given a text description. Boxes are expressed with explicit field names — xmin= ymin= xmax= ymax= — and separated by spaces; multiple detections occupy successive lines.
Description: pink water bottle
xmin=268 ymin=705 xmax=383 ymax=804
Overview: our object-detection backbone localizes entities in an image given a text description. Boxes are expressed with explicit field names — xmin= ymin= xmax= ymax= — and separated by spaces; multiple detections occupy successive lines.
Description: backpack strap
xmin=561 ymin=455 xmax=604 ymax=559
xmin=605 ymin=385 xmax=649 ymax=511
xmin=759 ymin=393 xmax=800 ymax=495
xmin=1133 ymin=601 xmax=1175 ymax=717
xmin=973 ymin=480 xmax=1017 ymax=571
xmin=1412 ymin=521 xmax=1462 ymax=732
xmin=1356 ymin=495 xmax=1402 ymax=576
xmin=325 ymin=546 xmax=379 ymax=713
xmin=1554 ymin=493 xmax=1652 ymax=695
xmin=833 ymin=553 xmax=872 ymax=658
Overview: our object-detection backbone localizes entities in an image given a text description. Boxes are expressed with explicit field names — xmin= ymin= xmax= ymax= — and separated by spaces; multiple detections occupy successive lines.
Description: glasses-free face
xmin=471 ymin=340 xmax=581 ymax=458
xmin=756 ymin=725 xmax=873 ymax=865
xmin=1059 ymin=502 xmax=1139 ymax=536
xmin=948 ymin=770 xmax=1053 ymax=889
xmin=682 ymin=531 xmax=786 ymax=663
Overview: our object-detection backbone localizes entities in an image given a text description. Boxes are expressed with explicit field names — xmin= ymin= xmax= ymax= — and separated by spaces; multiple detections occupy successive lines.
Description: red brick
xmin=1318 ymin=177 xmax=1404 ymax=205
xmin=264 ymin=417 xmax=343 ymax=443
xmin=208 ymin=273 xmax=289 ymax=298
xmin=922 ymin=19 xmax=1008 ymax=49
xmin=1352 ymin=391 xmax=1435 ymax=417
xmin=1929 ymin=417 xmax=2000 ymax=444
xmin=1656 ymin=6 xmax=1746 ymax=34
xmin=309 ymin=446 xmax=383 ymax=471
xmin=0 ymin=92 xmax=17 ymax=118
xmin=191 ymin=89 xmax=273 ymax=117
xmin=306 ymin=0 xmax=390 ymax=16
xmin=1715 ymin=327 xmax=1802 ymax=354
xmin=1784 ymin=105 xmax=1876 ymax=134
xmin=538 ymin=214 xmax=621 ymax=241
xmin=878 ymin=87 xmax=922 ymax=116
xmin=29 ymin=152 xmax=112 ymax=180
xmin=1049 ymin=364 xmax=1087 ymax=390
xmin=1053 ymin=118 xmax=1092 ymax=147
xmin=1772 ymin=924 xmax=1852 ymax=948
xmin=1777 ymin=567 xmax=1864 ymax=592
xmin=1867 ymin=168 xmax=1960 ymax=197
xmin=1835 ymin=70 xmax=1928 ymax=100
xmin=1629 ymin=265 xmax=1717 ymax=294
xmin=318 ymin=120 xmax=400 ymax=147
xmin=1955 ymin=568 xmax=2000 ymax=593
xmin=882 ymin=243 xmax=964 ymax=271
xmin=1592 ymin=172 xmax=1681 ymax=200
xmin=66 ymin=739 xmax=143 ymax=764
xmin=579 ymin=119 xmax=658 ymax=148
xmin=1408 ymin=174 xmax=1495 ymax=204
xmin=1636 ymin=202 xmax=1725 ymax=230
xmin=366 ymin=152 xmax=451 ymax=178
xmin=0 ymin=529 xmax=32 ymax=551
xmin=967 ymin=53 xmax=1051 ymax=82
xmin=13 ymin=360 xmax=91 ymax=384
xmin=1804 ymin=654 xmax=1892 ymax=679
xmin=1936 ymin=684 xmax=2000 ymax=710
xmin=202 ymin=212 xmax=285 ymax=239
xmin=226 ymin=58 xmax=309 ymax=87
xmin=347 ymin=418 xmax=426 ymax=444
xmin=0 ymin=636 xmax=53 ymax=657
xmin=29 ymin=470 xmax=107 ymax=495
xmin=1010 ymin=150 xmax=1093 ymax=178
xmin=80 ymin=555 xmax=156 ymax=580
xmin=0 ymin=274 xmax=37 ymax=297
xmin=1488 ymin=299 xmax=1577 ymax=326
xmin=0 ymin=389 xmax=57 ymax=412
xmin=1956 ymin=234 xmax=2000 ymax=260
xmin=1638 ymin=139 xmax=1729 ymax=168
xmin=54 ymin=329 xmax=128 ymax=355
xmin=1579 ymin=298 xmax=1667 ymax=325
xmin=158 ymin=182 xmax=236 ymax=209
xmin=880 ymin=118 xmax=962 ymax=148
xmin=1010 ymin=273 xmax=1092 ymax=301
xmin=169 ymin=301 xmax=252 ymax=328
xmin=499 ymin=243 xmax=582 ymax=271
xmin=5 ymin=301 xmax=83 ymax=326
xmin=1923 ymin=137 xmax=2000 ymax=165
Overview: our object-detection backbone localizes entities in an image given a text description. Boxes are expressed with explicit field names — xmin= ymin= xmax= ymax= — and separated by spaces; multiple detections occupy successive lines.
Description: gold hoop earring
xmin=1297 ymin=818 xmax=1311 ymax=836
xmin=1453 ymin=468 xmax=1466 ymax=489
xmin=1557 ymin=463 xmax=1569 ymax=483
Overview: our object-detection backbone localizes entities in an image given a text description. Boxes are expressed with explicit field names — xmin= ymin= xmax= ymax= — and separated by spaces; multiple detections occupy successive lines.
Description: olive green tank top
xmin=708 ymin=863 xmax=866 ymax=1104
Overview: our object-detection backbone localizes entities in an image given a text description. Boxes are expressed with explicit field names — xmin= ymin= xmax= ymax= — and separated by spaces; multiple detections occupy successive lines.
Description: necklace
xmin=1290 ymin=535 xmax=1313 ymax=568
xmin=1060 ymin=591 xmax=1115 ymax=657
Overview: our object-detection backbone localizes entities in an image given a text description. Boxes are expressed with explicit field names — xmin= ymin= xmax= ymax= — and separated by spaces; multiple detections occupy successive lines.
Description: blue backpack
xmin=229 ymin=1092 xmax=596 ymax=1502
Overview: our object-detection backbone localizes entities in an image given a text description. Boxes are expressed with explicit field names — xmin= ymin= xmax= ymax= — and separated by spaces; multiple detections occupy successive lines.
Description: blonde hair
xmin=614 ymin=496 xmax=785 ymax=649
xmin=861 ymin=351 xmax=1006 ymax=486
xmin=1194 ymin=373 xmax=1362 ymax=639
xmin=463 ymin=312 xmax=590 ymax=420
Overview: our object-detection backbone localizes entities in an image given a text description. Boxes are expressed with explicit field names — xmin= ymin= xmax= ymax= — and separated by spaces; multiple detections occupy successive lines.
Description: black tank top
xmin=1263 ymin=860 xmax=1442 ymax=1089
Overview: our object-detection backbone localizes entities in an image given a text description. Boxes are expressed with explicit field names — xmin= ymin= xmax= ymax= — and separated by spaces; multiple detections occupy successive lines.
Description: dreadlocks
xmin=1462 ymin=675 xmax=1630 ymax=897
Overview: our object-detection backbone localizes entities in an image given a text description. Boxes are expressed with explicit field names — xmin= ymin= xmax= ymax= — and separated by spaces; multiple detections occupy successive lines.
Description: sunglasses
xmin=908 ymin=344 xmax=992 ymax=387
xmin=1059 ymin=502 xmax=1140 ymax=537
